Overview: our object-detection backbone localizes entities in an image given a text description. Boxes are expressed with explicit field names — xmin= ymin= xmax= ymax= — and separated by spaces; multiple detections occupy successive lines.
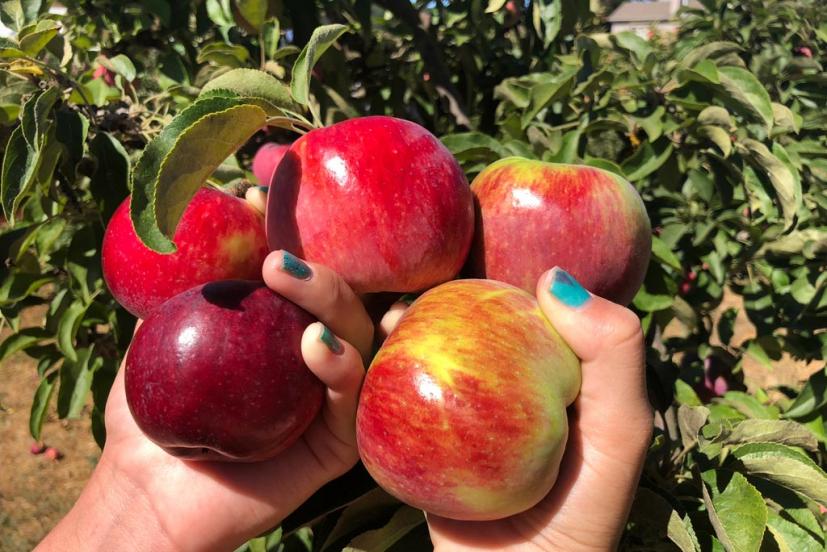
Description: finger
xmin=301 ymin=322 xmax=365 ymax=446
xmin=263 ymin=250 xmax=374 ymax=359
xmin=244 ymin=186 xmax=268 ymax=215
xmin=536 ymin=266 xmax=650 ymax=423
xmin=377 ymin=300 xmax=409 ymax=341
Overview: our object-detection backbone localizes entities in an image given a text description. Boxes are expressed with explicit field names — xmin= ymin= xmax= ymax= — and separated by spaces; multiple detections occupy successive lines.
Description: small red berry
xmin=30 ymin=442 xmax=46 ymax=455
xmin=798 ymin=46 xmax=813 ymax=58
xmin=687 ymin=271 xmax=698 ymax=282
xmin=679 ymin=281 xmax=692 ymax=295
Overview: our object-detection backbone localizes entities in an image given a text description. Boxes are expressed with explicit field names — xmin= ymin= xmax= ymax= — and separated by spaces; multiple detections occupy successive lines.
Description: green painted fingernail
xmin=320 ymin=325 xmax=344 ymax=354
xmin=256 ymin=185 xmax=269 ymax=193
xmin=549 ymin=267 xmax=590 ymax=308
xmin=281 ymin=251 xmax=311 ymax=280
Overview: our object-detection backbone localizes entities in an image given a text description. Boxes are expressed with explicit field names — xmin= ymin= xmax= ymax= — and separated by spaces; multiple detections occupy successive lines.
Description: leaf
xmin=733 ymin=442 xmax=827 ymax=505
xmin=234 ymin=0 xmax=268 ymax=32
xmin=57 ymin=299 xmax=89 ymax=362
xmin=1 ymin=125 xmax=41 ymax=221
xmin=0 ymin=327 xmax=50 ymax=363
xmin=771 ymin=103 xmax=801 ymax=136
xmin=682 ymin=41 xmax=743 ymax=67
xmin=719 ymin=420 xmax=818 ymax=451
xmin=55 ymin=108 xmax=89 ymax=175
xmin=200 ymin=68 xmax=297 ymax=113
xmin=0 ymin=36 xmax=25 ymax=58
xmin=676 ymin=379 xmax=703 ymax=407
xmin=651 ymin=235 xmax=682 ymax=271
xmin=697 ymin=125 xmax=732 ymax=157
xmin=131 ymin=97 xmax=268 ymax=252
xmin=197 ymin=42 xmax=250 ymax=67
xmin=622 ymin=139 xmax=673 ymax=182
xmin=718 ymin=66 xmax=774 ymax=131
xmin=612 ymin=31 xmax=653 ymax=66
xmin=344 ymin=506 xmax=425 ymax=551
xmin=29 ymin=371 xmax=57 ymax=441
xmin=767 ymin=512 xmax=824 ymax=552
xmin=742 ymin=139 xmax=801 ymax=227
xmin=89 ymin=132 xmax=130 ymax=223
xmin=678 ymin=405 xmax=710 ymax=449
xmin=698 ymin=106 xmax=734 ymax=129
xmin=784 ymin=369 xmax=826 ymax=419
xmin=99 ymin=54 xmax=136 ymax=82
xmin=321 ymin=488 xmax=401 ymax=550
xmin=701 ymin=470 xmax=768 ymax=552
xmin=681 ymin=59 xmax=721 ymax=85
xmin=521 ymin=67 xmax=577 ymax=128
xmin=261 ymin=18 xmax=280 ymax=60
xmin=485 ymin=0 xmax=508 ymax=13
xmin=18 ymin=19 xmax=59 ymax=56
xmin=441 ymin=132 xmax=511 ymax=162
xmin=291 ymin=24 xmax=349 ymax=107
xmin=57 ymin=346 xmax=99 ymax=419
xmin=630 ymin=488 xmax=700 ymax=552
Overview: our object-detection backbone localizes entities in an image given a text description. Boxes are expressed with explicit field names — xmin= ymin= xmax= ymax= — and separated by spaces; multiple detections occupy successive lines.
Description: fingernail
xmin=548 ymin=267 xmax=590 ymax=307
xmin=319 ymin=324 xmax=344 ymax=354
xmin=281 ymin=251 xmax=312 ymax=280
xmin=256 ymin=185 xmax=269 ymax=193
xmin=399 ymin=293 xmax=418 ymax=305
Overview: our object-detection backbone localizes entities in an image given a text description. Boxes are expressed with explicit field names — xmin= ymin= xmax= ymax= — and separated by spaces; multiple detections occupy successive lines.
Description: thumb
xmin=536 ymin=267 xmax=651 ymax=432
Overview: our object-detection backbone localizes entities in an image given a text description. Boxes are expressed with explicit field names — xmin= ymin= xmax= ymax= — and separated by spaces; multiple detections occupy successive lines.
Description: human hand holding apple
xmin=38 ymin=252 xmax=375 ymax=551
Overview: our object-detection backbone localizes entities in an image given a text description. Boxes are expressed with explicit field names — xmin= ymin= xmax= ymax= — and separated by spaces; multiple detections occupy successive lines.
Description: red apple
xmin=356 ymin=279 xmax=580 ymax=520
xmin=92 ymin=64 xmax=115 ymax=86
xmin=467 ymin=158 xmax=651 ymax=305
xmin=125 ymin=280 xmax=323 ymax=462
xmin=266 ymin=116 xmax=474 ymax=294
xmin=252 ymin=143 xmax=290 ymax=186
xmin=102 ymin=187 xmax=269 ymax=318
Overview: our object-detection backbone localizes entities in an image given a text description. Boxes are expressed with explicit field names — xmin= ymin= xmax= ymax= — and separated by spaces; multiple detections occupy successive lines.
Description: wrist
xmin=37 ymin=450 xmax=175 ymax=551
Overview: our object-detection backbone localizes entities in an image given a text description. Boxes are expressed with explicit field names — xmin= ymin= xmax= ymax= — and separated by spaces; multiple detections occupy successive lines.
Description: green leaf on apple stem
xmin=200 ymin=68 xmax=298 ymax=114
xmin=291 ymin=24 xmax=350 ymax=107
xmin=130 ymin=96 xmax=268 ymax=252
xmin=57 ymin=345 xmax=100 ymax=419
xmin=732 ymin=442 xmax=827 ymax=505
xmin=344 ymin=506 xmax=425 ymax=551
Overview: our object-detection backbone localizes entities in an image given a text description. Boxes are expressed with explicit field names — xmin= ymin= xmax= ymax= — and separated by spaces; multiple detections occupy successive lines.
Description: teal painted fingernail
xmin=399 ymin=293 xmax=418 ymax=305
xmin=320 ymin=325 xmax=344 ymax=354
xmin=281 ymin=251 xmax=311 ymax=280
xmin=256 ymin=185 xmax=269 ymax=192
xmin=549 ymin=267 xmax=590 ymax=307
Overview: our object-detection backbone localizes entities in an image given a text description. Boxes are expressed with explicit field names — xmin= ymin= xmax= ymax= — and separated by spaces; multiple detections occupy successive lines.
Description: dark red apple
xmin=252 ymin=143 xmax=290 ymax=186
xmin=266 ymin=116 xmax=474 ymax=294
xmin=357 ymin=279 xmax=580 ymax=520
xmin=125 ymin=280 xmax=323 ymax=462
xmin=102 ymin=187 xmax=269 ymax=318
xmin=467 ymin=158 xmax=651 ymax=305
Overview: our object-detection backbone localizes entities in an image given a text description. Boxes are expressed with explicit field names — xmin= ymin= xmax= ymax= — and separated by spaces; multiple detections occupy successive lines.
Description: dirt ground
xmin=0 ymin=292 xmax=821 ymax=550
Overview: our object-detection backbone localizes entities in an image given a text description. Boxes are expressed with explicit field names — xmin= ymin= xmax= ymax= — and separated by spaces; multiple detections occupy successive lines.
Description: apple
xmin=356 ymin=279 xmax=581 ymax=520
xmin=125 ymin=280 xmax=323 ymax=462
xmin=466 ymin=157 xmax=651 ymax=305
xmin=92 ymin=64 xmax=115 ymax=86
xmin=102 ymin=187 xmax=269 ymax=318
xmin=266 ymin=116 xmax=474 ymax=294
xmin=252 ymin=142 xmax=290 ymax=186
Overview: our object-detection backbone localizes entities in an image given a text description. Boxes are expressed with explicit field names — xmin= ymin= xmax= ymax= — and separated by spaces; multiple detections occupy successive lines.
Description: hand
xmin=38 ymin=250 xmax=375 ymax=551
xmin=426 ymin=267 xmax=653 ymax=551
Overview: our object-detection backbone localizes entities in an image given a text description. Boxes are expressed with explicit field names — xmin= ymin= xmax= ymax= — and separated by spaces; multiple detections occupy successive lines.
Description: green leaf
xmin=57 ymin=299 xmax=89 ymax=362
xmin=682 ymin=41 xmax=742 ymax=67
xmin=767 ymin=511 xmax=824 ymax=552
xmin=485 ymin=0 xmax=508 ymax=13
xmin=200 ymin=68 xmax=297 ymax=113
xmin=680 ymin=59 xmax=721 ymax=85
xmin=29 ymin=371 xmax=57 ymax=441
xmin=718 ymin=66 xmax=774 ymax=131
xmin=55 ymin=108 xmax=89 ymax=174
xmin=0 ymin=36 xmax=25 ymax=58
xmin=521 ymin=67 xmax=577 ymax=128
xmin=0 ymin=327 xmax=50 ymax=363
xmin=441 ymin=132 xmax=511 ymax=163
xmin=622 ymin=139 xmax=673 ymax=182
xmin=291 ymin=24 xmax=349 ymax=107
xmin=197 ymin=42 xmax=250 ymax=67
xmin=131 ymin=96 xmax=268 ymax=252
xmin=733 ymin=442 xmax=827 ymax=505
xmin=678 ymin=405 xmax=710 ymax=449
xmin=771 ymin=103 xmax=801 ymax=136
xmin=18 ymin=19 xmax=59 ymax=56
xmin=701 ymin=470 xmax=768 ymax=552
xmin=262 ymin=18 xmax=280 ymax=60
xmin=321 ymin=488 xmax=401 ymax=550
xmin=90 ymin=132 xmax=130 ymax=223
xmin=651 ymin=235 xmax=682 ymax=271
xmin=784 ymin=369 xmax=826 ymax=419
xmin=676 ymin=379 xmax=703 ymax=407
xmin=344 ymin=506 xmax=425 ymax=551
xmin=719 ymin=420 xmax=818 ymax=451
xmin=57 ymin=346 xmax=99 ymax=419
xmin=630 ymin=488 xmax=700 ymax=552
xmin=697 ymin=126 xmax=732 ymax=157
xmin=698 ymin=106 xmax=734 ymax=129
xmin=99 ymin=54 xmax=136 ymax=82
xmin=234 ymin=0 xmax=267 ymax=32
xmin=613 ymin=31 xmax=653 ymax=66
xmin=742 ymin=139 xmax=802 ymax=227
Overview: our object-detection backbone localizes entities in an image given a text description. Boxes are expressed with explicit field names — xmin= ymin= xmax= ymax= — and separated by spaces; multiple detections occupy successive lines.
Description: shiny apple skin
xmin=356 ymin=279 xmax=581 ymax=520
xmin=266 ymin=116 xmax=474 ymax=294
xmin=468 ymin=157 xmax=651 ymax=305
xmin=102 ymin=187 xmax=269 ymax=318
xmin=125 ymin=280 xmax=323 ymax=462
xmin=252 ymin=143 xmax=290 ymax=186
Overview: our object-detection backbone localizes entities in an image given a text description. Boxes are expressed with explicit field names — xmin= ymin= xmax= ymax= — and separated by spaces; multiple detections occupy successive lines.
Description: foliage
xmin=1 ymin=0 xmax=826 ymax=550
